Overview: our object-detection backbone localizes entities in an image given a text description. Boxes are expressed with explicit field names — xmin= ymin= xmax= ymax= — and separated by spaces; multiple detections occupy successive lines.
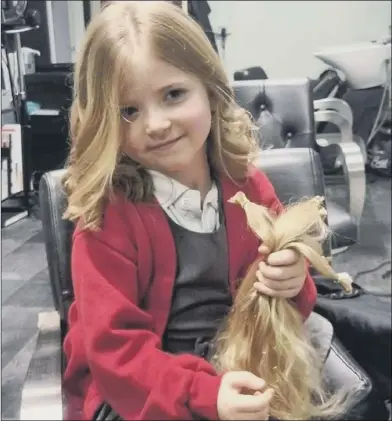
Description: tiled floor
xmin=2 ymin=222 xmax=55 ymax=420
xmin=1 ymin=175 xmax=391 ymax=420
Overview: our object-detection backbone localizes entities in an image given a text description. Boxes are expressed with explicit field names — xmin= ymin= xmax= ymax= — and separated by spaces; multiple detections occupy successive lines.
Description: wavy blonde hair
xmin=212 ymin=193 xmax=353 ymax=420
xmin=63 ymin=0 xmax=258 ymax=230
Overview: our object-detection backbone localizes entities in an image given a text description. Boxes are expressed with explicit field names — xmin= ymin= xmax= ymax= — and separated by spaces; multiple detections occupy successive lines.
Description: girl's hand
xmin=254 ymin=245 xmax=306 ymax=298
xmin=217 ymin=371 xmax=274 ymax=420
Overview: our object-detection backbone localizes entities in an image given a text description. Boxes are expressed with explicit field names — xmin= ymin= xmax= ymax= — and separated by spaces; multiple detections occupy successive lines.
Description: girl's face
xmin=121 ymin=54 xmax=212 ymax=181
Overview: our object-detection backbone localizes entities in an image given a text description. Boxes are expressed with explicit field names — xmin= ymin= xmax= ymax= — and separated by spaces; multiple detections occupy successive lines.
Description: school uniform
xmin=63 ymin=167 xmax=317 ymax=420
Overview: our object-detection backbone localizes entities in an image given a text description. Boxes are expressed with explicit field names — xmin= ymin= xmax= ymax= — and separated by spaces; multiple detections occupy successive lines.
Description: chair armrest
xmin=319 ymin=139 xmax=366 ymax=224
xmin=314 ymin=98 xmax=354 ymax=127
xmin=314 ymin=107 xmax=366 ymax=222
xmin=20 ymin=312 xmax=64 ymax=421
xmin=314 ymin=109 xmax=353 ymax=144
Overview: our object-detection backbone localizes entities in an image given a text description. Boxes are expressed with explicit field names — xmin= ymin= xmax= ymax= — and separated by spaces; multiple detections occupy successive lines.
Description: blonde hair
xmin=63 ymin=0 xmax=258 ymax=230
xmin=212 ymin=193 xmax=353 ymax=420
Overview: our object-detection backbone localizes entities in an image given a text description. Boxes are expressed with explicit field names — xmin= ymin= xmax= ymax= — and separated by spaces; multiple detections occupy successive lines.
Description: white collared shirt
xmin=148 ymin=170 xmax=220 ymax=233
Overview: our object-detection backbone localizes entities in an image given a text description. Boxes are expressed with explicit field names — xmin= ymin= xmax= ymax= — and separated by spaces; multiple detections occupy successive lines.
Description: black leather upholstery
xmin=326 ymin=201 xmax=358 ymax=247
xmin=311 ymin=69 xmax=348 ymax=102
xmin=39 ymin=170 xmax=74 ymax=328
xmin=254 ymin=148 xmax=332 ymax=257
xmin=305 ymin=312 xmax=382 ymax=420
xmin=233 ymin=78 xmax=318 ymax=149
xmin=232 ymin=78 xmax=357 ymax=249
xmin=233 ymin=66 xmax=268 ymax=81
xmin=255 ymin=148 xmax=325 ymax=203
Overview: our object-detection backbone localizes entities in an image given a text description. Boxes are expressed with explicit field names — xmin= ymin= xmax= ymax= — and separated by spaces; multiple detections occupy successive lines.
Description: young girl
xmin=62 ymin=1 xmax=316 ymax=420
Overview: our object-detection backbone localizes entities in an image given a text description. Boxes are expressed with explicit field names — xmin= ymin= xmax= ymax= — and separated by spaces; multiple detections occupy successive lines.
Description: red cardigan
xmin=63 ymin=167 xmax=317 ymax=420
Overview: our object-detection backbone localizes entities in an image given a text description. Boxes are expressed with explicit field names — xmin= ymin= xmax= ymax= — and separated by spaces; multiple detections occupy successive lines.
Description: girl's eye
xmin=121 ymin=106 xmax=139 ymax=121
xmin=165 ymin=88 xmax=187 ymax=102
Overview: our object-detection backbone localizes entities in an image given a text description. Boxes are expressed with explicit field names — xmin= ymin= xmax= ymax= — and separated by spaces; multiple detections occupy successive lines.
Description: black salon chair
xmin=20 ymin=148 xmax=386 ymax=420
xmin=233 ymin=66 xmax=268 ymax=81
xmin=232 ymin=78 xmax=366 ymax=252
xmin=312 ymin=69 xmax=348 ymax=102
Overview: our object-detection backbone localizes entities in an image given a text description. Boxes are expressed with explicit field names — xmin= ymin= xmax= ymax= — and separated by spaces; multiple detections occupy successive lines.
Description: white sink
xmin=314 ymin=41 xmax=391 ymax=90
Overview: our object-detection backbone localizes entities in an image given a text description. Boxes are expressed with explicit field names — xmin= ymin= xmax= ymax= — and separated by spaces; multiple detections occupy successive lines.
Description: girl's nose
xmin=145 ymin=109 xmax=172 ymax=138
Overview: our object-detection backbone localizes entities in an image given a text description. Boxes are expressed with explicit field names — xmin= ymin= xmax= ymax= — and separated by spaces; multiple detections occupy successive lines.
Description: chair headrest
xmin=232 ymin=78 xmax=317 ymax=149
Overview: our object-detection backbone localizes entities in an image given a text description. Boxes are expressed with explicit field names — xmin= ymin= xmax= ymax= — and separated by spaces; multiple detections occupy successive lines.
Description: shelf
xmin=1 ymin=25 xmax=40 ymax=228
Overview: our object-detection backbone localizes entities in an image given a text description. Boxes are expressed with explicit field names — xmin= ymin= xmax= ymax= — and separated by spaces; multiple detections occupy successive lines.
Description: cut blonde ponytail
xmin=212 ymin=193 xmax=353 ymax=420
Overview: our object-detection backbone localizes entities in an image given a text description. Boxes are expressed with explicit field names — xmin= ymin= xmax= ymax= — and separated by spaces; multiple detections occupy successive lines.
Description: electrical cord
xmin=352 ymin=259 xmax=392 ymax=297
xmin=366 ymin=60 xmax=391 ymax=147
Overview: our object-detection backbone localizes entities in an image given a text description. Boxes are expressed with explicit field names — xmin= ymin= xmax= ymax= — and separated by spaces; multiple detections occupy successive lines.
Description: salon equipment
xmin=314 ymin=29 xmax=392 ymax=175
xmin=311 ymin=69 xmax=348 ymax=157
xmin=19 ymin=148 xmax=388 ymax=420
xmin=24 ymin=68 xmax=73 ymax=190
xmin=1 ymin=0 xmax=27 ymax=25
xmin=232 ymin=78 xmax=366 ymax=251
xmin=314 ymin=39 xmax=391 ymax=91
xmin=231 ymin=67 xmax=372 ymax=178
xmin=312 ymin=69 xmax=348 ymax=101
xmin=233 ymin=66 xmax=268 ymax=81
xmin=1 ymin=14 xmax=40 ymax=227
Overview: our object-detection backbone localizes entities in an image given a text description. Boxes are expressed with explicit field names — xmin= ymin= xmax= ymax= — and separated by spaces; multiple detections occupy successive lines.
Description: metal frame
xmin=313 ymin=98 xmax=367 ymax=226
xmin=314 ymin=98 xmax=354 ymax=127
xmin=45 ymin=1 xmax=57 ymax=64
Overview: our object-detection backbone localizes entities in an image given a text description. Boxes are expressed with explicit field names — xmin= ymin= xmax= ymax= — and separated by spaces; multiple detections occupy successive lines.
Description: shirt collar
xmin=148 ymin=169 xmax=219 ymax=211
